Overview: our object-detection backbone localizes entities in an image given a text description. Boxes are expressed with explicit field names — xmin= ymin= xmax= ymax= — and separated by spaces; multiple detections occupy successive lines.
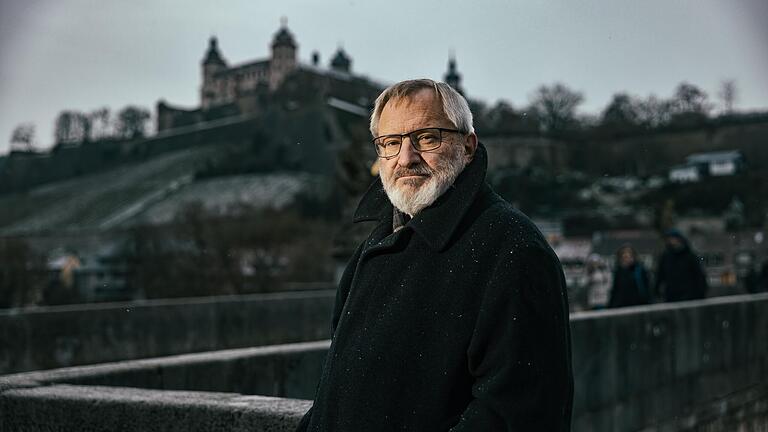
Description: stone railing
xmin=2 ymin=385 xmax=311 ymax=432
xmin=570 ymin=293 xmax=768 ymax=430
xmin=2 ymin=293 xmax=767 ymax=431
xmin=0 ymin=289 xmax=335 ymax=374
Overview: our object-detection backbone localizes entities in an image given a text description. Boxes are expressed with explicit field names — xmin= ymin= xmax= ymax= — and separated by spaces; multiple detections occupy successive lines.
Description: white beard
xmin=380 ymin=144 xmax=467 ymax=217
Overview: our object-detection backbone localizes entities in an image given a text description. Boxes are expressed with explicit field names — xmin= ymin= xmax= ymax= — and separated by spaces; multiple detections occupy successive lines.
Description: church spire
xmin=444 ymin=52 xmax=464 ymax=96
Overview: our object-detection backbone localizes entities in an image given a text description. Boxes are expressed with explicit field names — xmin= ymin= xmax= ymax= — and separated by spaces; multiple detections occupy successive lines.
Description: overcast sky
xmin=1 ymin=0 xmax=767 ymax=155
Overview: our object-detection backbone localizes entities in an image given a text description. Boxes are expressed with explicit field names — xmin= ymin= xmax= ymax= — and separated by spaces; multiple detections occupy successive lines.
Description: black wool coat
xmin=609 ymin=264 xmax=652 ymax=308
xmin=655 ymin=244 xmax=708 ymax=302
xmin=298 ymin=145 xmax=573 ymax=431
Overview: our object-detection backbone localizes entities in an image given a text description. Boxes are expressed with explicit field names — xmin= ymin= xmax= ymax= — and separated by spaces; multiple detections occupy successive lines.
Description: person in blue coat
xmin=297 ymin=79 xmax=573 ymax=431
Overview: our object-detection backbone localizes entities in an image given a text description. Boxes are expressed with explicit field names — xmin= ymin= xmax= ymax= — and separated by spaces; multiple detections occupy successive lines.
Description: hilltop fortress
xmin=156 ymin=22 xmax=465 ymax=133
xmin=2 ymin=22 xmax=767 ymax=201
xmin=0 ymin=22 xmax=469 ymax=195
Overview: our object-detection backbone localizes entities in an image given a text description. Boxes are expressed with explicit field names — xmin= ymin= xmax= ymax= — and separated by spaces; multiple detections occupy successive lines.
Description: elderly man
xmin=297 ymin=79 xmax=573 ymax=431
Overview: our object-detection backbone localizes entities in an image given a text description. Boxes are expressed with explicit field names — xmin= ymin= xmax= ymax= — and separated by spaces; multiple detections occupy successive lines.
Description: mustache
xmin=393 ymin=164 xmax=432 ymax=179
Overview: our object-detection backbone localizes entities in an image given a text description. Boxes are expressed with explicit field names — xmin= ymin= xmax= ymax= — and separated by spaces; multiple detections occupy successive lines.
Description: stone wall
xmin=0 ymin=340 xmax=328 ymax=399
xmin=571 ymin=293 xmax=768 ymax=430
xmin=0 ymin=290 xmax=335 ymax=375
xmin=0 ymin=385 xmax=310 ymax=432
xmin=2 ymin=293 xmax=767 ymax=431
xmin=0 ymin=341 xmax=325 ymax=431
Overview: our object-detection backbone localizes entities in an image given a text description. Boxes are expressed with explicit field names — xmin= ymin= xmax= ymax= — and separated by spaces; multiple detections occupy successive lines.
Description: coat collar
xmin=353 ymin=143 xmax=489 ymax=251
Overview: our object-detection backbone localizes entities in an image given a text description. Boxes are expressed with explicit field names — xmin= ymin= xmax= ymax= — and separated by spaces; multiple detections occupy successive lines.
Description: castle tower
xmin=201 ymin=36 xmax=227 ymax=109
xmin=269 ymin=19 xmax=298 ymax=90
xmin=330 ymin=47 xmax=352 ymax=73
xmin=444 ymin=54 xmax=464 ymax=96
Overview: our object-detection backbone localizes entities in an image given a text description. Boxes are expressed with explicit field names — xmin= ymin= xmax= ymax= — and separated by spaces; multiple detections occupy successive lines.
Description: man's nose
xmin=397 ymin=136 xmax=422 ymax=167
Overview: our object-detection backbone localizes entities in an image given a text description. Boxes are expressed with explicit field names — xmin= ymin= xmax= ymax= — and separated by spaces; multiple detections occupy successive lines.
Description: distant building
xmin=668 ymin=164 xmax=701 ymax=183
xmin=158 ymin=22 xmax=470 ymax=134
xmin=200 ymin=24 xmax=296 ymax=109
xmin=668 ymin=150 xmax=745 ymax=183
xmin=157 ymin=21 xmax=382 ymax=133
xmin=687 ymin=151 xmax=744 ymax=176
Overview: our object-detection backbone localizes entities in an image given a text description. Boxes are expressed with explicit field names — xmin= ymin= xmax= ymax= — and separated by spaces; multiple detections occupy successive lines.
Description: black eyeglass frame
xmin=372 ymin=127 xmax=464 ymax=159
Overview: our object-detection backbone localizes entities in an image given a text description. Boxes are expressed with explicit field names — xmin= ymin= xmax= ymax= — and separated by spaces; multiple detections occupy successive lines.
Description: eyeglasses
xmin=372 ymin=127 xmax=463 ymax=159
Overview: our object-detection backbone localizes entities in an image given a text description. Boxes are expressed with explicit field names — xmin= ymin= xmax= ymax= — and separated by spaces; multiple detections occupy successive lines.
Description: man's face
xmin=665 ymin=236 xmax=683 ymax=250
xmin=619 ymin=249 xmax=635 ymax=268
xmin=377 ymin=89 xmax=476 ymax=216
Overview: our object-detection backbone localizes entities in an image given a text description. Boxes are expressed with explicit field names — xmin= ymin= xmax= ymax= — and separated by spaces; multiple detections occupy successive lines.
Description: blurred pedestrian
xmin=585 ymin=254 xmax=611 ymax=310
xmin=744 ymin=264 xmax=759 ymax=294
xmin=654 ymin=229 xmax=708 ymax=302
xmin=609 ymin=245 xmax=651 ymax=308
xmin=755 ymin=259 xmax=768 ymax=293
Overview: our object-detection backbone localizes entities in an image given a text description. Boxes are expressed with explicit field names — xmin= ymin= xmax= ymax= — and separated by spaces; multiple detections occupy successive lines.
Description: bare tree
xmin=601 ymin=93 xmax=640 ymax=130
xmin=529 ymin=83 xmax=584 ymax=133
xmin=485 ymin=100 xmax=540 ymax=134
xmin=90 ymin=107 xmax=111 ymax=140
xmin=54 ymin=110 xmax=88 ymax=144
xmin=129 ymin=203 xmax=336 ymax=299
xmin=116 ymin=106 xmax=151 ymax=139
xmin=79 ymin=112 xmax=92 ymax=143
xmin=10 ymin=123 xmax=36 ymax=151
xmin=670 ymin=82 xmax=711 ymax=116
xmin=635 ymin=95 xmax=673 ymax=128
xmin=718 ymin=80 xmax=737 ymax=114
xmin=54 ymin=112 xmax=74 ymax=144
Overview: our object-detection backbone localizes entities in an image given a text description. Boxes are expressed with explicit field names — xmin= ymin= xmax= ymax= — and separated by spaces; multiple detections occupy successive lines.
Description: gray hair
xmin=369 ymin=79 xmax=474 ymax=137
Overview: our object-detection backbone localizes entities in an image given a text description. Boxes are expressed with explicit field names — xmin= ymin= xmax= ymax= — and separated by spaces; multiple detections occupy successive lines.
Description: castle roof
xmin=203 ymin=36 xmax=226 ymax=66
xmin=330 ymin=47 xmax=352 ymax=72
xmin=685 ymin=150 xmax=743 ymax=164
xmin=271 ymin=25 xmax=297 ymax=49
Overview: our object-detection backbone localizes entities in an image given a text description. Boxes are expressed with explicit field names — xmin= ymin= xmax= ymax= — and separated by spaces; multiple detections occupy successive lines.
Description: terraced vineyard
xmin=0 ymin=146 xmax=220 ymax=235
xmin=0 ymin=144 xmax=328 ymax=236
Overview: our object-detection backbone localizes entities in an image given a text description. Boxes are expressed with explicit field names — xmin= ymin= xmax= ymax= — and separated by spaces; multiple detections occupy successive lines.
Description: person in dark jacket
xmin=608 ymin=245 xmax=652 ymax=308
xmin=754 ymin=259 xmax=768 ymax=293
xmin=297 ymin=79 xmax=573 ymax=431
xmin=654 ymin=229 xmax=708 ymax=302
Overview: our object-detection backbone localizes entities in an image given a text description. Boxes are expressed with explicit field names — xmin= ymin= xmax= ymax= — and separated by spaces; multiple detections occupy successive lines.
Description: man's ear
xmin=464 ymin=133 xmax=478 ymax=160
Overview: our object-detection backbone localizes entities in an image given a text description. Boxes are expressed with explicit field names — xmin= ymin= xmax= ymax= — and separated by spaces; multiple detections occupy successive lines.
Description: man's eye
xmin=416 ymin=133 xmax=439 ymax=143
xmin=382 ymin=139 xmax=400 ymax=147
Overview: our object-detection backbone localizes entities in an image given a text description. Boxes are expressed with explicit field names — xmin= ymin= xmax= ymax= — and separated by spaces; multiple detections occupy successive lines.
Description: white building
xmin=669 ymin=164 xmax=701 ymax=183
xmin=668 ymin=150 xmax=744 ymax=183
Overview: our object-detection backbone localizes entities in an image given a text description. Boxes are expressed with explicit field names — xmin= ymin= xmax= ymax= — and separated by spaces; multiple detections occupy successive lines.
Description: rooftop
xmin=686 ymin=150 xmax=743 ymax=164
